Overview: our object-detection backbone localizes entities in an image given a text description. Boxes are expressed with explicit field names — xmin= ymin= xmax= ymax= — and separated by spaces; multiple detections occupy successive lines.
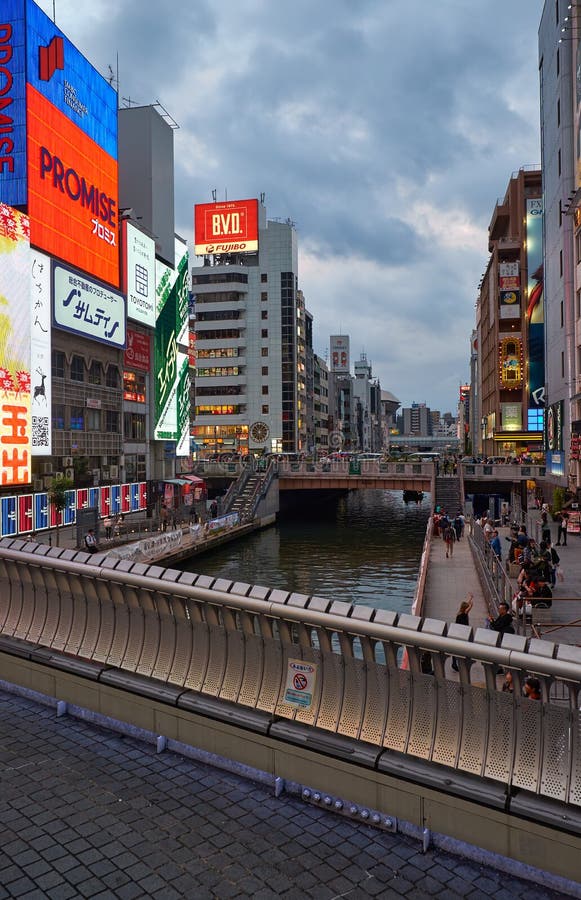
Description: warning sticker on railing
xmin=284 ymin=659 xmax=317 ymax=709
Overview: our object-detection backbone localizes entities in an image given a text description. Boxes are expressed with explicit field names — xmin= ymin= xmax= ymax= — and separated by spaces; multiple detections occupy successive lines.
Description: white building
xmin=192 ymin=205 xmax=302 ymax=455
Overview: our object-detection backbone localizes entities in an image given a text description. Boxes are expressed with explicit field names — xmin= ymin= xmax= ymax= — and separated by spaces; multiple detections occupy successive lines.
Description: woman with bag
xmin=451 ymin=593 xmax=474 ymax=671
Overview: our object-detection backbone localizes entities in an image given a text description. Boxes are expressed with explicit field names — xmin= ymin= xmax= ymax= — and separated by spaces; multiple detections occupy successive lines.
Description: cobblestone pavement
xmin=0 ymin=691 xmax=574 ymax=899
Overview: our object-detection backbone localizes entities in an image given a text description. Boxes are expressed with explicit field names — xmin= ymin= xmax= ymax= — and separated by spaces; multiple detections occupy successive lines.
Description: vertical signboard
xmin=99 ymin=484 xmax=110 ymax=516
xmin=0 ymin=202 xmax=31 ymax=487
xmin=330 ymin=335 xmax=350 ymax=374
xmin=0 ymin=1 xmax=27 ymax=207
xmin=34 ymin=490 xmax=48 ymax=530
xmin=30 ymin=250 xmax=51 ymax=454
xmin=526 ymin=199 xmax=545 ymax=410
xmin=1 ymin=495 xmax=17 ymax=536
xmin=18 ymin=492 xmax=33 ymax=532
xmin=123 ymin=221 xmax=156 ymax=326
xmin=154 ymin=237 xmax=190 ymax=453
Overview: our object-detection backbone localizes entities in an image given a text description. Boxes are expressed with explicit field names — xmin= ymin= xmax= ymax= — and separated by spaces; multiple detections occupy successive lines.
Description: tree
xmin=48 ymin=475 xmax=73 ymax=547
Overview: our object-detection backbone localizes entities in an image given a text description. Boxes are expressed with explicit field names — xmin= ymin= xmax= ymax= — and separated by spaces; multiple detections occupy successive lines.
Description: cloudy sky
xmin=39 ymin=0 xmax=544 ymax=413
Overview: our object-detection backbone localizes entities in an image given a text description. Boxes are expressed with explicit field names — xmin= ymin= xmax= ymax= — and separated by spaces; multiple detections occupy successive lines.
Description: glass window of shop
xmin=86 ymin=408 xmax=101 ymax=431
xmin=70 ymin=407 xmax=84 ymax=430
xmin=124 ymin=412 xmax=146 ymax=441
xmin=71 ymin=356 xmax=84 ymax=382
xmin=52 ymin=350 xmax=65 ymax=379
xmin=123 ymin=371 xmax=146 ymax=402
xmin=125 ymin=453 xmax=146 ymax=482
xmin=106 ymin=365 xmax=120 ymax=389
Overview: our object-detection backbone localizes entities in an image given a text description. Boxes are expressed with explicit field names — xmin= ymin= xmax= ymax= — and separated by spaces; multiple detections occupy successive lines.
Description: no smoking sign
xmin=284 ymin=659 xmax=317 ymax=709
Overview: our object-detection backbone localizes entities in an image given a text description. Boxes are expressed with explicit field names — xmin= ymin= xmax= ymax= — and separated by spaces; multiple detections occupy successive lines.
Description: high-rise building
xmin=539 ymin=1 xmax=579 ymax=492
xmin=402 ymin=403 xmax=432 ymax=437
xmin=191 ymin=206 xmax=302 ymax=455
xmin=476 ymin=167 xmax=543 ymax=458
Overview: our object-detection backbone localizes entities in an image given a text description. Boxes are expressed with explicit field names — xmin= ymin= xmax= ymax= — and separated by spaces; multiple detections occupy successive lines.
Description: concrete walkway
xmin=422 ymin=528 xmax=489 ymax=630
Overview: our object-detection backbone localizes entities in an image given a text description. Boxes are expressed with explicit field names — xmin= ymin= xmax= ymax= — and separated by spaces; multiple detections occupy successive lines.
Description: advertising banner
xmin=545 ymin=400 xmax=564 ymax=452
xmin=499 ymin=289 xmax=520 ymax=319
xmin=124 ymin=328 xmax=150 ymax=371
xmin=501 ymin=403 xmax=522 ymax=431
xmin=0 ymin=1 xmax=27 ymax=207
xmin=0 ymin=202 xmax=31 ymax=487
xmin=526 ymin=198 xmax=545 ymax=408
xmin=499 ymin=275 xmax=520 ymax=290
xmin=330 ymin=335 xmax=350 ymax=374
xmin=24 ymin=0 xmax=119 ymax=286
xmin=30 ymin=250 xmax=51 ymax=454
xmin=194 ymin=199 xmax=259 ymax=255
xmin=124 ymin=221 xmax=156 ymax=327
xmin=154 ymin=239 xmax=189 ymax=447
xmin=53 ymin=261 xmax=126 ymax=348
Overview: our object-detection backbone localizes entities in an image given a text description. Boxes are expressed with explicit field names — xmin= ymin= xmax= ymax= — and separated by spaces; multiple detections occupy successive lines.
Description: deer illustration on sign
xmin=33 ymin=368 xmax=47 ymax=404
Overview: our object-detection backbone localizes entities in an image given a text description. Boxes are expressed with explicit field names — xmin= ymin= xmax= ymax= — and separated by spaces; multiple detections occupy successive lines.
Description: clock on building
xmin=250 ymin=421 xmax=269 ymax=443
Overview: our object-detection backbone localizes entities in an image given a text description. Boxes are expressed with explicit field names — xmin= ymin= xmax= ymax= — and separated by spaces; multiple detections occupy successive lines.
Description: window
xmin=261 ymin=329 xmax=268 ymax=338
xmin=106 ymin=410 xmax=120 ymax=432
xmin=262 ymin=386 xmax=269 ymax=395
xmin=557 ymin=98 xmax=561 ymax=127
xmin=262 ymin=366 xmax=268 ymax=375
xmin=262 ymin=404 xmax=269 ymax=414
xmin=261 ymin=348 xmax=268 ymax=357
xmin=560 ymin=249 xmax=563 ymax=277
xmin=558 ymin=148 xmax=561 ymax=176
xmin=557 ymin=47 xmax=560 ymax=75
xmin=52 ymin=350 xmax=65 ymax=379
xmin=576 ymin=232 xmax=581 ymax=264
xmin=88 ymin=361 xmax=102 ymax=385
xmin=70 ymin=406 xmax=84 ymax=430
xmin=528 ymin=408 xmax=544 ymax=431
xmin=559 ymin=198 xmax=563 ymax=228
xmin=197 ymin=366 xmax=240 ymax=377
xmin=71 ymin=356 xmax=84 ymax=382
xmin=577 ymin=289 xmax=581 ymax=318
xmin=86 ymin=408 xmax=101 ymax=431
xmin=561 ymin=300 xmax=564 ymax=327
xmin=124 ymin=412 xmax=146 ymax=441
xmin=261 ymin=273 xmax=268 ymax=283
xmin=261 ymin=310 xmax=268 ymax=320
xmin=106 ymin=366 xmax=120 ymax=388
xmin=261 ymin=292 xmax=268 ymax=301
xmin=123 ymin=371 xmax=146 ymax=402
xmin=54 ymin=404 xmax=65 ymax=429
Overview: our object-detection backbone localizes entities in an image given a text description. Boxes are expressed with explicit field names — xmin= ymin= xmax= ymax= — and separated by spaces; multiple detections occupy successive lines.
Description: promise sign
xmin=194 ymin=198 xmax=258 ymax=255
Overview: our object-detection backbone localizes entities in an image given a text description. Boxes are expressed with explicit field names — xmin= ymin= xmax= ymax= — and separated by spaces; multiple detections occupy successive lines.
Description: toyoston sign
xmin=194 ymin=199 xmax=258 ymax=255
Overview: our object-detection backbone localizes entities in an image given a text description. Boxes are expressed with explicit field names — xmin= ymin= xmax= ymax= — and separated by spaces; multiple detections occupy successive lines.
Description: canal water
xmin=181 ymin=490 xmax=430 ymax=615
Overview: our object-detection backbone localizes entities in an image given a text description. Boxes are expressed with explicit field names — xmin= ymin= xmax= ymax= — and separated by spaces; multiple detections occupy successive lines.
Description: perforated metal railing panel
xmin=0 ymin=541 xmax=580 ymax=809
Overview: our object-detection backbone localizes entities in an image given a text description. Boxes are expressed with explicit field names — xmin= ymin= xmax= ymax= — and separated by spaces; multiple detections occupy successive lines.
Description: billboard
xmin=499 ymin=290 xmax=520 ymax=319
xmin=30 ymin=250 xmax=51 ymax=454
xmin=53 ymin=261 xmax=126 ymax=348
xmin=194 ymin=199 xmax=258 ymax=255
xmin=124 ymin=328 xmax=150 ymax=371
xmin=0 ymin=1 xmax=27 ymax=206
xmin=123 ymin=221 xmax=156 ymax=327
xmin=330 ymin=335 xmax=350 ymax=374
xmin=0 ymin=1 xmax=119 ymax=286
xmin=526 ymin=198 xmax=544 ymax=408
xmin=154 ymin=237 xmax=189 ymax=454
xmin=0 ymin=202 xmax=31 ymax=486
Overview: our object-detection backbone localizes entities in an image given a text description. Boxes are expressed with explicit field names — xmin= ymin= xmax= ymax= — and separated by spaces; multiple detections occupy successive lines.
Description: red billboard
xmin=124 ymin=329 xmax=150 ymax=371
xmin=194 ymin=199 xmax=258 ymax=255
xmin=27 ymin=84 xmax=119 ymax=287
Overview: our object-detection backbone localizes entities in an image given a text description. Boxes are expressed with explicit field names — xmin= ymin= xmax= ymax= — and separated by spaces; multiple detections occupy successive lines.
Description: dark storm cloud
xmin=43 ymin=0 xmax=543 ymax=409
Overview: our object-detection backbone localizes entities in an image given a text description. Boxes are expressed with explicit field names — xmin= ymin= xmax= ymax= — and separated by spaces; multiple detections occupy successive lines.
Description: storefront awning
xmin=182 ymin=474 xmax=205 ymax=485
xmin=165 ymin=478 xmax=189 ymax=486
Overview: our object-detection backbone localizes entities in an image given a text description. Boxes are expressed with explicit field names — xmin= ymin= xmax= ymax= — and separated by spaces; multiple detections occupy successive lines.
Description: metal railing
xmin=0 ymin=539 xmax=580 ymax=810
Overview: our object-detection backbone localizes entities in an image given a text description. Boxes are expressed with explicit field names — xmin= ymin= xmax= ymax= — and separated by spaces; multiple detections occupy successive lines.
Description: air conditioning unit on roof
xmin=65 ymin=467 xmax=74 ymax=480
xmin=63 ymin=456 xmax=73 ymax=467
xmin=109 ymin=465 xmax=119 ymax=479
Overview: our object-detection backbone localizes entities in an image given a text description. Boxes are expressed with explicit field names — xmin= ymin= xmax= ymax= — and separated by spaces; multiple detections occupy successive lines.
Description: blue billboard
xmin=0 ymin=0 xmax=27 ymax=206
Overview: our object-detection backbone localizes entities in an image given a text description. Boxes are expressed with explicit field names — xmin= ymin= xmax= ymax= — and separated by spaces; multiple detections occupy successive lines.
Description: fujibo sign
xmin=194 ymin=198 xmax=258 ymax=256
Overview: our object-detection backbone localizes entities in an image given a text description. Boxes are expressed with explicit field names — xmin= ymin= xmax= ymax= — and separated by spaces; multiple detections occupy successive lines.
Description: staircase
xmin=228 ymin=473 xmax=263 ymax=520
xmin=434 ymin=475 xmax=462 ymax=515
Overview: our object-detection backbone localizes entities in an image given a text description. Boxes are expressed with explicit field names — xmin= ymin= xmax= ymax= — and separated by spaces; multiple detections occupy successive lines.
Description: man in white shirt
xmin=84 ymin=529 xmax=98 ymax=553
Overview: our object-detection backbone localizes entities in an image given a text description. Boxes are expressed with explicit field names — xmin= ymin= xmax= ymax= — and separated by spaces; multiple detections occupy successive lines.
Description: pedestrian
xmin=160 ymin=504 xmax=168 ymax=532
xmin=488 ymin=602 xmax=515 ymax=635
xmin=451 ymin=593 xmax=473 ymax=671
xmin=556 ymin=511 xmax=568 ymax=546
xmin=453 ymin=512 xmax=463 ymax=542
xmin=444 ymin=522 xmax=456 ymax=558
xmin=540 ymin=510 xmax=551 ymax=544
xmin=84 ymin=528 xmax=98 ymax=554
xmin=502 ymin=671 xmax=514 ymax=693
xmin=523 ymin=675 xmax=541 ymax=700
xmin=490 ymin=529 xmax=502 ymax=560
xmin=103 ymin=515 xmax=112 ymax=540
xmin=546 ymin=540 xmax=560 ymax=587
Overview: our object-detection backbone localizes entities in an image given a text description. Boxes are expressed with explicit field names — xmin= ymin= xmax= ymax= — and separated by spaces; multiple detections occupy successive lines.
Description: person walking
xmin=103 ymin=515 xmax=113 ymax=540
xmin=490 ymin=529 xmax=502 ymax=561
xmin=444 ymin=522 xmax=456 ymax=558
xmin=451 ymin=593 xmax=473 ymax=671
xmin=556 ymin=511 xmax=569 ymax=546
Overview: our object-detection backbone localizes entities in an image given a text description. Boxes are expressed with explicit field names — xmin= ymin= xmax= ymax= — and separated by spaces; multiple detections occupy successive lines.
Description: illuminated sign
xmin=0 ymin=1 xmax=27 ymax=206
xmin=123 ymin=370 xmax=146 ymax=403
xmin=124 ymin=221 xmax=156 ymax=327
xmin=154 ymin=238 xmax=190 ymax=455
xmin=330 ymin=335 xmax=350 ymax=374
xmin=545 ymin=400 xmax=564 ymax=452
xmin=499 ymin=290 xmax=520 ymax=319
xmin=499 ymin=337 xmax=523 ymax=389
xmin=527 ymin=198 xmax=544 ymax=408
xmin=53 ymin=261 xmax=126 ymax=348
xmin=194 ymin=199 xmax=259 ymax=255
xmin=0 ymin=202 xmax=31 ymax=486
xmin=30 ymin=250 xmax=51 ymax=455
xmin=124 ymin=328 xmax=150 ymax=371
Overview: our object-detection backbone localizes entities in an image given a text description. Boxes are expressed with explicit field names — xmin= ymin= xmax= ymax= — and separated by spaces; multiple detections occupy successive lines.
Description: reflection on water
xmin=181 ymin=490 xmax=430 ymax=615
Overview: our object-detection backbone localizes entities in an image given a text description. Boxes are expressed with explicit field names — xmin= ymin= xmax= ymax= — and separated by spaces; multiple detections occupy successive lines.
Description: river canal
xmin=181 ymin=490 xmax=430 ymax=615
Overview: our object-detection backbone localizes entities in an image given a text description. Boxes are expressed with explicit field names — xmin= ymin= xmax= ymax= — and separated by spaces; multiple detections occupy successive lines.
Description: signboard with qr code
xmin=30 ymin=251 xmax=51 ymax=455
